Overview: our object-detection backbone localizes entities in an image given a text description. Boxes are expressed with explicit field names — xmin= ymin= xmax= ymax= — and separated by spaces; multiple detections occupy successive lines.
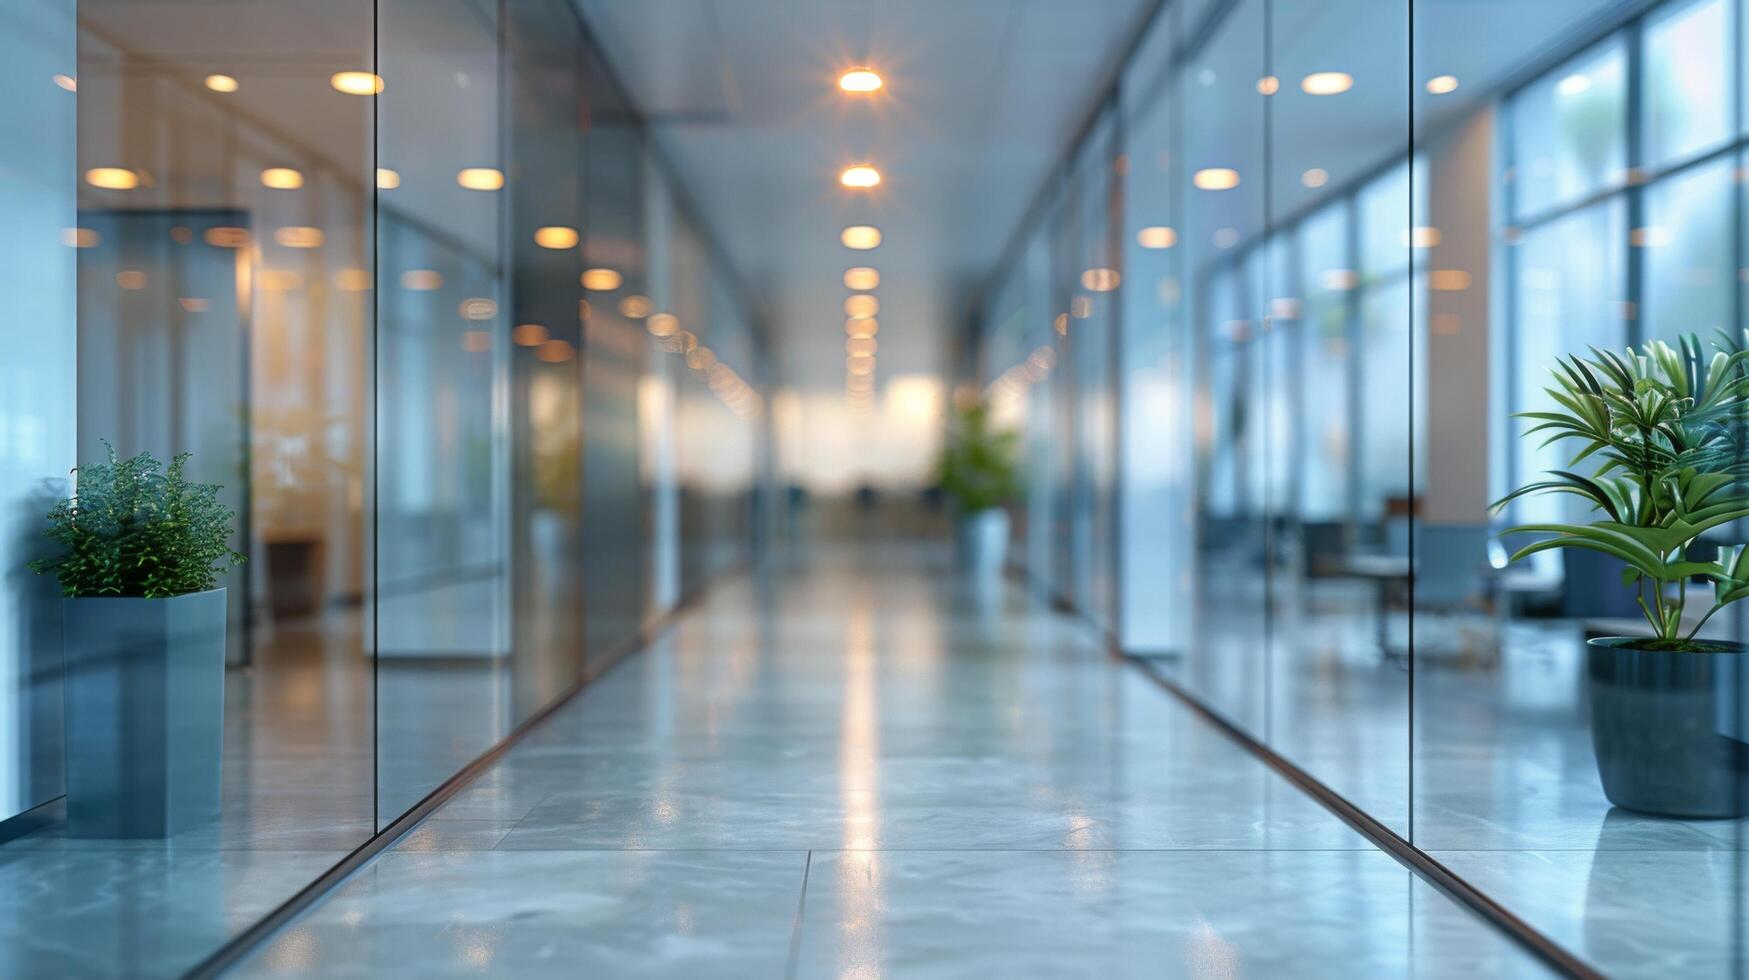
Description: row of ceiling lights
xmin=838 ymin=67 xmax=884 ymax=413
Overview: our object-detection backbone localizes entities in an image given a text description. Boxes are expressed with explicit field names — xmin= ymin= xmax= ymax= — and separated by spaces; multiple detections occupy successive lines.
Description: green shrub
xmin=30 ymin=445 xmax=244 ymax=598
xmin=936 ymin=401 xmax=1020 ymax=513
xmin=1495 ymin=334 xmax=1749 ymax=649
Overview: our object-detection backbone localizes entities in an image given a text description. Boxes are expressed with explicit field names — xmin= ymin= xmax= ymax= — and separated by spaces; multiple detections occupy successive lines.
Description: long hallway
xmin=237 ymin=545 xmax=1546 ymax=977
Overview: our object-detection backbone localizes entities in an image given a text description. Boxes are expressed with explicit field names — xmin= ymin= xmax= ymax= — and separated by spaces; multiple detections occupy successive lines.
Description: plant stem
xmin=1686 ymin=602 xmax=1725 ymax=643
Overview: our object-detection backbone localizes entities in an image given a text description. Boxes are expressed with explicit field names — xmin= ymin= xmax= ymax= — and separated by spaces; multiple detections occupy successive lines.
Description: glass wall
xmin=0 ymin=0 xmax=767 ymax=973
xmin=974 ymin=0 xmax=1749 ymax=973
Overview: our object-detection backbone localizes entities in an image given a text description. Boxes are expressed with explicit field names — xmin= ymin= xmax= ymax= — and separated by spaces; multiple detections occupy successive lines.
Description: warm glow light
xmin=844 ymin=294 xmax=879 ymax=318
xmin=53 ymin=74 xmax=76 ymax=92
xmin=846 ymin=317 xmax=878 ymax=338
xmin=512 ymin=323 xmax=548 ymax=346
xmin=1430 ymin=269 xmax=1472 ymax=291
xmin=840 ymin=165 xmax=881 ymax=188
xmin=687 ymin=347 xmax=717 ymax=371
xmin=61 ymin=228 xmax=100 ymax=248
xmin=330 ymin=71 xmax=385 ymax=95
xmin=260 ymin=167 xmax=304 ymax=189
xmin=1407 ymin=226 xmax=1441 ymax=248
xmin=646 ymin=313 xmax=679 ymax=337
xmin=619 ymin=295 xmax=652 ymax=318
xmin=461 ymin=331 xmax=492 ymax=353
xmin=401 ymin=269 xmax=443 ymax=291
xmin=581 ymin=268 xmax=622 ymax=291
xmin=1081 ymin=268 xmax=1120 ymax=292
xmin=204 ymin=227 xmax=250 ymax=248
xmin=1054 ymin=313 xmax=1069 ymax=335
xmin=85 ymin=167 xmax=139 ymax=190
xmin=844 ymin=267 xmax=880 ymax=290
xmin=534 ymin=226 xmax=579 ymax=249
xmin=376 ymin=168 xmax=401 ymax=189
xmin=1301 ymin=71 xmax=1353 ymax=95
xmin=1302 ymin=168 xmax=1329 ymax=188
xmin=1137 ymin=226 xmax=1177 ymax=249
xmin=841 ymin=225 xmax=882 ymax=249
xmin=1426 ymin=75 xmax=1459 ymax=95
xmin=839 ymin=68 xmax=883 ymax=93
xmin=457 ymin=168 xmax=504 ymax=190
xmin=258 ymin=270 xmax=303 ymax=291
xmin=1071 ymin=296 xmax=1092 ymax=318
xmin=1193 ymin=168 xmax=1240 ymax=190
xmin=1256 ymin=75 xmax=1280 ymax=95
xmin=204 ymin=74 xmax=239 ymax=93
xmin=536 ymin=339 xmax=574 ymax=363
xmin=1556 ymin=73 xmax=1592 ymax=97
xmin=846 ymin=337 xmax=877 ymax=356
xmin=846 ymin=355 xmax=876 ymax=375
xmin=273 ymin=226 xmax=324 ymax=249
xmin=335 ymin=268 xmax=372 ymax=291
xmin=116 ymin=271 xmax=147 ymax=290
xmin=458 ymin=297 xmax=497 ymax=320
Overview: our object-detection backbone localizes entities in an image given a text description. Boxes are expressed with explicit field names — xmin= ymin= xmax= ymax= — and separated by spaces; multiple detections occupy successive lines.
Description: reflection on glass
xmin=1510 ymin=40 xmax=1627 ymax=217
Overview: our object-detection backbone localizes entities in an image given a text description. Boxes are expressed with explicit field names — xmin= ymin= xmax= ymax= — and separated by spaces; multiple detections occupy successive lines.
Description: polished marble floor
xmin=234 ymin=543 xmax=1550 ymax=978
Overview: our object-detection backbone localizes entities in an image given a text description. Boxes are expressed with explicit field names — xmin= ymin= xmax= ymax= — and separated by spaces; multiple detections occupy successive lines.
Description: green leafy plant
xmin=30 ymin=445 xmax=244 ymax=599
xmin=1494 ymin=335 xmax=1749 ymax=649
xmin=936 ymin=401 xmax=1020 ymax=513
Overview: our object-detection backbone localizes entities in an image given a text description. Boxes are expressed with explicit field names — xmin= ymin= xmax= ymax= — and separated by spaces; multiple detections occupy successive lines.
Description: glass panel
xmin=1642 ymin=156 xmax=1733 ymax=343
xmin=1510 ymin=39 xmax=1627 ymax=218
xmin=1643 ymin=0 xmax=1731 ymax=168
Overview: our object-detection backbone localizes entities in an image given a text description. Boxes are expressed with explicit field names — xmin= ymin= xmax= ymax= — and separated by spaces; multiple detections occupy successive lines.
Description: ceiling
xmin=575 ymin=0 xmax=1159 ymax=390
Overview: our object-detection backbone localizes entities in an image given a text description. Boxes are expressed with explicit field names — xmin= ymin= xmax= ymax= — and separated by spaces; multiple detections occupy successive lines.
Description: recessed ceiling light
xmin=400 ymin=269 xmax=443 ymax=291
xmin=844 ymin=267 xmax=880 ymax=290
xmin=1256 ymin=75 xmax=1280 ymax=95
xmin=1301 ymin=72 xmax=1353 ymax=95
xmin=53 ymin=74 xmax=76 ymax=92
xmin=331 ymin=71 xmax=384 ymax=95
xmin=85 ymin=167 xmax=139 ymax=190
xmin=536 ymin=339 xmax=574 ymax=363
xmin=842 ymin=226 xmax=882 ymax=249
xmin=1556 ymin=73 xmax=1591 ymax=97
xmin=619 ymin=295 xmax=652 ymax=318
xmin=1137 ymin=226 xmax=1177 ymax=249
xmin=273 ymin=226 xmax=324 ymax=248
xmin=845 ymin=294 xmax=880 ymax=318
xmin=1193 ymin=168 xmax=1240 ymax=190
xmin=646 ymin=313 xmax=679 ymax=337
xmin=513 ymin=324 xmax=549 ymax=347
xmin=1080 ymin=268 xmax=1120 ymax=292
xmin=260 ymin=167 xmax=304 ymax=189
xmin=840 ymin=165 xmax=881 ymax=188
xmin=204 ymin=74 xmax=239 ymax=93
xmin=839 ymin=68 xmax=882 ymax=93
xmin=581 ymin=268 xmax=622 ymax=291
xmin=1426 ymin=75 xmax=1458 ymax=95
xmin=376 ymin=168 xmax=401 ymax=189
xmin=534 ymin=226 xmax=579 ymax=249
xmin=458 ymin=298 xmax=498 ymax=320
xmin=456 ymin=168 xmax=504 ymax=190
xmin=846 ymin=337 xmax=878 ymax=356
xmin=846 ymin=317 xmax=878 ymax=337
xmin=1301 ymin=168 xmax=1329 ymax=188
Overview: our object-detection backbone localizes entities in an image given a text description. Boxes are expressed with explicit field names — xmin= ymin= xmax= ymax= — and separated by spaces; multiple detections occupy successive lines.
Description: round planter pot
xmin=1587 ymin=636 xmax=1749 ymax=818
xmin=954 ymin=508 xmax=1010 ymax=579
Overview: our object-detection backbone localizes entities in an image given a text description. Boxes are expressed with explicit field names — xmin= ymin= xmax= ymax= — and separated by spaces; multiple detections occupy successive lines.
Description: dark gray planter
xmin=62 ymin=588 xmax=226 ymax=837
xmin=1587 ymin=637 xmax=1749 ymax=818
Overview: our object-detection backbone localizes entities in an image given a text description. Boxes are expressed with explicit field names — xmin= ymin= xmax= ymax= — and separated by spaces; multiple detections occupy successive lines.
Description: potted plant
xmin=1496 ymin=335 xmax=1749 ymax=817
xmin=31 ymin=446 xmax=243 ymax=837
xmin=936 ymin=400 xmax=1020 ymax=577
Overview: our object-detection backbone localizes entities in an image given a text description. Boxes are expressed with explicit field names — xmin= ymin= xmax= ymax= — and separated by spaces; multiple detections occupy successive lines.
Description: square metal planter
xmin=61 ymin=588 xmax=226 ymax=837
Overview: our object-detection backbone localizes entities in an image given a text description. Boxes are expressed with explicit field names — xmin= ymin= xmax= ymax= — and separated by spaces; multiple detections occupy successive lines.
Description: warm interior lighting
xmin=844 ymin=294 xmax=879 ymax=318
xmin=534 ymin=226 xmax=579 ymax=249
xmin=846 ymin=355 xmax=876 ymax=375
xmin=844 ymin=267 xmax=880 ymax=291
xmin=1301 ymin=168 xmax=1329 ymax=188
xmin=260 ymin=167 xmax=304 ymax=189
xmin=846 ymin=317 xmax=878 ymax=337
xmin=1556 ymin=73 xmax=1592 ymax=97
xmin=840 ymin=165 xmax=881 ymax=188
xmin=841 ymin=225 xmax=882 ymax=249
xmin=1430 ymin=269 xmax=1472 ymax=291
xmin=1137 ymin=226 xmax=1177 ymax=249
xmin=85 ymin=167 xmax=139 ymax=190
xmin=258 ymin=270 xmax=303 ymax=291
xmin=335 ymin=268 xmax=372 ymax=292
xmin=619 ymin=295 xmax=652 ymax=318
xmin=581 ymin=268 xmax=622 ymax=291
xmin=53 ymin=74 xmax=76 ymax=92
xmin=273 ymin=227 xmax=324 ymax=249
xmin=1081 ymin=268 xmax=1121 ymax=292
xmin=459 ymin=298 xmax=497 ymax=320
xmin=839 ymin=68 xmax=882 ymax=93
xmin=1054 ymin=313 xmax=1069 ymax=335
xmin=1072 ymin=296 xmax=1092 ymax=318
xmin=204 ymin=74 xmax=239 ymax=93
xmin=457 ymin=168 xmax=504 ymax=191
xmin=536 ymin=339 xmax=574 ymax=363
xmin=461 ymin=331 xmax=492 ymax=353
xmin=513 ymin=324 xmax=549 ymax=346
xmin=376 ymin=168 xmax=401 ymax=189
xmin=1193 ymin=168 xmax=1240 ymax=190
xmin=846 ymin=337 xmax=878 ymax=357
xmin=1256 ymin=75 xmax=1280 ymax=95
xmin=204 ymin=227 xmax=250 ymax=248
xmin=401 ymin=269 xmax=443 ymax=291
xmin=1426 ymin=75 xmax=1459 ymax=95
xmin=116 ymin=271 xmax=147 ymax=290
xmin=1407 ymin=226 xmax=1441 ymax=248
xmin=1300 ymin=71 xmax=1354 ymax=95
xmin=330 ymin=71 xmax=384 ymax=95
xmin=687 ymin=347 xmax=717 ymax=371
xmin=646 ymin=313 xmax=679 ymax=337
xmin=61 ymin=228 xmax=100 ymax=248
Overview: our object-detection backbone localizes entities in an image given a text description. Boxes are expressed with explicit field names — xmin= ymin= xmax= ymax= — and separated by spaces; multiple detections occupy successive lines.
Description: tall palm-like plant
xmin=1495 ymin=334 xmax=1749 ymax=648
